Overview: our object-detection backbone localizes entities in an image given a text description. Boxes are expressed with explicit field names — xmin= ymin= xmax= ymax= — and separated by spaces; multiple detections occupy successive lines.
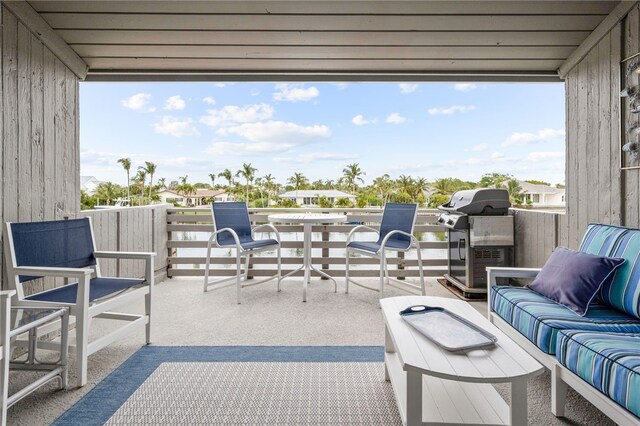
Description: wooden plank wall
xmin=0 ymin=6 xmax=79 ymax=291
xmin=560 ymin=4 xmax=640 ymax=249
xmin=512 ymin=209 xmax=560 ymax=268
xmin=80 ymin=205 xmax=169 ymax=280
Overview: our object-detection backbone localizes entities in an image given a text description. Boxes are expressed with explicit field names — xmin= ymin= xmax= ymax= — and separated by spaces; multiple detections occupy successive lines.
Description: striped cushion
xmin=601 ymin=230 xmax=640 ymax=319
xmin=490 ymin=286 xmax=640 ymax=354
xmin=556 ymin=330 xmax=640 ymax=419
xmin=579 ymin=223 xmax=629 ymax=256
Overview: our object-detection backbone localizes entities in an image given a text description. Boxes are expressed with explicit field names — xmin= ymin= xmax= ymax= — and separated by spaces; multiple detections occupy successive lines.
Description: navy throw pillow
xmin=528 ymin=247 xmax=625 ymax=316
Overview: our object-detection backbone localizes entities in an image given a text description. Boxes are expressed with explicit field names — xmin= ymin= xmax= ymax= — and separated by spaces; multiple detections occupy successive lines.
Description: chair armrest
xmin=486 ymin=267 xmax=541 ymax=288
xmin=252 ymin=224 xmax=281 ymax=242
xmin=347 ymin=225 xmax=379 ymax=242
xmin=13 ymin=266 xmax=93 ymax=279
xmin=380 ymin=230 xmax=416 ymax=251
xmin=94 ymin=251 xmax=156 ymax=260
xmin=208 ymin=227 xmax=241 ymax=248
xmin=0 ymin=290 xmax=15 ymax=299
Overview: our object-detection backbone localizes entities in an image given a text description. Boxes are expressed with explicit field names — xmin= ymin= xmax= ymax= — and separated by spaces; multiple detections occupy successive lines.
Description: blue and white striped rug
xmin=54 ymin=346 xmax=400 ymax=425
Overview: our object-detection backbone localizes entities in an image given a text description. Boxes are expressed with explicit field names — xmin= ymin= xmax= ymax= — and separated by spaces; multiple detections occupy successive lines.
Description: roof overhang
xmin=9 ymin=1 xmax=632 ymax=82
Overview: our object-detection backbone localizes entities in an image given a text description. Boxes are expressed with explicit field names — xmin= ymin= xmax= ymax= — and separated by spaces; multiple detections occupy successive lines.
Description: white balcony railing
xmin=166 ymin=207 xmax=448 ymax=279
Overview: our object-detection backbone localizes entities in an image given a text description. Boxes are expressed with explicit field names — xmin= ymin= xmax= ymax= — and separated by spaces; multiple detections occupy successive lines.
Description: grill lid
xmin=438 ymin=188 xmax=510 ymax=215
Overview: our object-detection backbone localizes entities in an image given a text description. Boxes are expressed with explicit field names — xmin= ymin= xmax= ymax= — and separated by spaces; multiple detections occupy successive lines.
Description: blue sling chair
xmin=345 ymin=203 xmax=426 ymax=298
xmin=204 ymin=202 xmax=282 ymax=304
xmin=3 ymin=218 xmax=154 ymax=387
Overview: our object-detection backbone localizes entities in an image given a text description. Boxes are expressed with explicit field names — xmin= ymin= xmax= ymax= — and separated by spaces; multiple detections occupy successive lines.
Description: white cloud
xmin=527 ymin=151 xmax=565 ymax=161
xmin=121 ymin=93 xmax=151 ymax=110
xmin=470 ymin=143 xmax=488 ymax=152
xmin=200 ymin=103 xmax=274 ymax=127
xmin=502 ymin=128 xmax=565 ymax=147
xmin=207 ymin=141 xmax=297 ymax=156
xmin=153 ymin=116 xmax=199 ymax=138
xmin=203 ymin=96 xmax=216 ymax=105
xmin=218 ymin=120 xmax=331 ymax=144
xmin=399 ymin=83 xmax=418 ymax=94
xmin=386 ymin=113 xmax=407 ymax=124
xmin=273 ymin=84 xmax=319 ymax=102
xmin=428 ymin=105 xmax=476 ymax=115
xmin=352 ymin=114 xmax=374 ymax=126
xmin=163 ymin=95 xmax=186 ymax=111
xmin=332 ymin=83 xmax=349 ymax=90
xmin=454 ymin=83 xmax=478 ymax=92
xmin=299 ymin=152 xmax=359 ymax=162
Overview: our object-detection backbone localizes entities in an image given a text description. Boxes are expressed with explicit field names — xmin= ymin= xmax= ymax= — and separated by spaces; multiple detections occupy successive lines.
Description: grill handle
xmin=458 ymin=238 xmax=466 ymax=261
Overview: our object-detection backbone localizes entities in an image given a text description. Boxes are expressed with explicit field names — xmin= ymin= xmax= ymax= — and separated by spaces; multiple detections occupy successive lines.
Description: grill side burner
xmin=437 ymin=189 xmax=514 ymax=299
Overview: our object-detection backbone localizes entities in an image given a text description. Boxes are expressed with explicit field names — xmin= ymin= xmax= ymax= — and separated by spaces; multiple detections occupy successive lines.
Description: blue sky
xmin=80 ymin=82 xmax=566 ymax=186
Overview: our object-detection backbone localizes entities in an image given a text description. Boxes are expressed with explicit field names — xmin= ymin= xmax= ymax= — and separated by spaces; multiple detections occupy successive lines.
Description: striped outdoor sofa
xmin=487 ymin=224 xmax=640 ymax=425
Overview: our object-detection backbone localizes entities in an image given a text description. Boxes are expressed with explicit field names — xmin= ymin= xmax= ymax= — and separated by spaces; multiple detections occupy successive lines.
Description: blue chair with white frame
xmin=204 ymin=202 xmax=282 ymax=303
xmin=345 ymin=203 xmax=426 ymax=298
xmin=3 ymin=217 xmax=155 ymax=387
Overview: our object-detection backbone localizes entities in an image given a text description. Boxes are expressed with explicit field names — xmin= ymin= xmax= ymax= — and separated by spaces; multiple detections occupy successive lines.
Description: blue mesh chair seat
xmin=25 ymin=277 xmax=144 ymax=304
xmin=3 ymin=217 xmax=155 ymax=387
xmin=345 ymin=203 xmax=425 ymax=298
xmin=204 ymin=202 xmax=281 ymax=303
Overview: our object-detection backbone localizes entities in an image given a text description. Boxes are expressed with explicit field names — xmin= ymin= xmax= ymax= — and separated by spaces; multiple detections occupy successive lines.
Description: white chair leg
xmin=203 ymin=240 xmax=213 ymax=292
xmin=276 ymin=246 xmax=282 ymax=292
xmin=75 ymin=310 xmax=89 ymax=387
xmin=379 ymin=250 xmax=386 ymax=299
xmin=236 ymin=251 xmax=243 ymax=304
xmin=244 ymin=254 xmax=251 ymax=281
xmin=145 ymin=257 xmax=154 ymax=344
xmin=415 ymin=243 xmax=426 ymax=295
xmin=345 ymin=249 xmax=350 ymax=294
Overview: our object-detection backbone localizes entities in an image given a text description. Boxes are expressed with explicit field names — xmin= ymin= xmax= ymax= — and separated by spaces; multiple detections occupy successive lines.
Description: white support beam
xmin=558 ymin=0 xmax=638 ymax=78
xmin=2 ymin=1 xmax=88 ymax=79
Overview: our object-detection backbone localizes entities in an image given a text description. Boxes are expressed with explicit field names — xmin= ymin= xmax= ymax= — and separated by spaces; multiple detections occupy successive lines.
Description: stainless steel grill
xmin=437 ymin=188 xmax=514 ymax=298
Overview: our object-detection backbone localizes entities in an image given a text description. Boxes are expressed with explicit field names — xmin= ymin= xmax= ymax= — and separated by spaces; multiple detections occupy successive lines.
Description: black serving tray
xmin=400 ymin=305 xmax=498 ymax=351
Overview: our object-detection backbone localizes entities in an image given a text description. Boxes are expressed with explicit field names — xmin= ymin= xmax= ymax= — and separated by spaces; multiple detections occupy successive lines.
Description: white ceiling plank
xmin=28 ymin=1 xmax=618 ymax=16
xmin=72 ymin=44 xmax=576 ymax=60
xmin=41 ymin=13 xmax=604 ymax=32
xmin=84 ymin=57 xmax=563 ymax=71
xmin=57 ymin=30 xmax=590 ymax=47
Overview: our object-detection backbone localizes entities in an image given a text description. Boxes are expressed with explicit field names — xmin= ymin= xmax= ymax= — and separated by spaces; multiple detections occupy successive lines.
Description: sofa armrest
xmin=486 ymin=267 xmax=541 ymax=288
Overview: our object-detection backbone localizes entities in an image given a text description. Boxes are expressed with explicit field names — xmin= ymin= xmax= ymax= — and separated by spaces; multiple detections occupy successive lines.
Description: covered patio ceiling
xmin=15 ymin=1 xmax=628 ymax=81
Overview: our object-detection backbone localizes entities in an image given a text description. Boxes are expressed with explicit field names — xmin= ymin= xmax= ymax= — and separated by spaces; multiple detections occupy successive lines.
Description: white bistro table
xmin=381 ymin=296 xmax=544 ymax=426
xmin=268 ymin=213 xmax=347 ymax=302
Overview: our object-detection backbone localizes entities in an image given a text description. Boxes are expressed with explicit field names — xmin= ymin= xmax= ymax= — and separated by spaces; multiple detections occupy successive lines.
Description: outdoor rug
xmin=53 ymin=346 xmax=401 ymax=425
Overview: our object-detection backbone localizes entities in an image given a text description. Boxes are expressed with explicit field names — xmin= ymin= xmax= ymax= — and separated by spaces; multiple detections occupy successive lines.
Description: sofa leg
xmin=552 ymin=363 xmax=568 ymax=417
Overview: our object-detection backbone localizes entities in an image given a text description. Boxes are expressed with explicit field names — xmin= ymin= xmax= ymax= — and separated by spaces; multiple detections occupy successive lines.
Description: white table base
xmin=280 ymin=222 xmax=337 ymax=302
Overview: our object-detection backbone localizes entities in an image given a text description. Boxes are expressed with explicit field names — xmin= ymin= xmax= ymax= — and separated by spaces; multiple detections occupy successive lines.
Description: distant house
xmin=157 ymin=188 xmax=232 ymax=207
xmin=517 ymin=180 xmax=565 ymax=208
xmin=80 ymin=176 xmax=102 ymax=195
xmin=279 ymin=189 xmax=356 ymax=206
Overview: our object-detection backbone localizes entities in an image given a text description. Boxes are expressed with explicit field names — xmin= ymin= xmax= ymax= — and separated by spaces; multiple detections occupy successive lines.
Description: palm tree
xmin=263 ymin=174 xmax=275 ymax=204
xmin=135 ymin=169 xmax=147 ymax=205
xmin=117 ymin=158 xmax=132 ymax=201
xmin=287 ymin=172 xmax=308 ymax=200
xmin=432 ymin=178 xmax=454 ymax=196
xmin=94 ymin=182 xmax=122 ymax=206
xmin=208 ymin=173 xmax=216 ymax=189
xmin=506 ymin=179 xmax=523 ymax=204
xmin=142 ymin=161 xmax=157 ymax=202
xmin=236 ymin=162 xmax=257 ymax=203
xmin=218 ymin=169 xmax=234 ymax=188
xmin=342 ymin=163 xmax=365 ymax=193
xmin=157 ymin=177 xmax=166 ymax=189
xmin=373 ymin=174 xmax=394 ymax=205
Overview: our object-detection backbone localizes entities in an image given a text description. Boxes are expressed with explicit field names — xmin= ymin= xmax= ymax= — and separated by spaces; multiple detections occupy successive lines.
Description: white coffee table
xmin=268 ymin=213 xmax=347 ymax=302
xmin=381 ymin=296 xmax=544 ymax=426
